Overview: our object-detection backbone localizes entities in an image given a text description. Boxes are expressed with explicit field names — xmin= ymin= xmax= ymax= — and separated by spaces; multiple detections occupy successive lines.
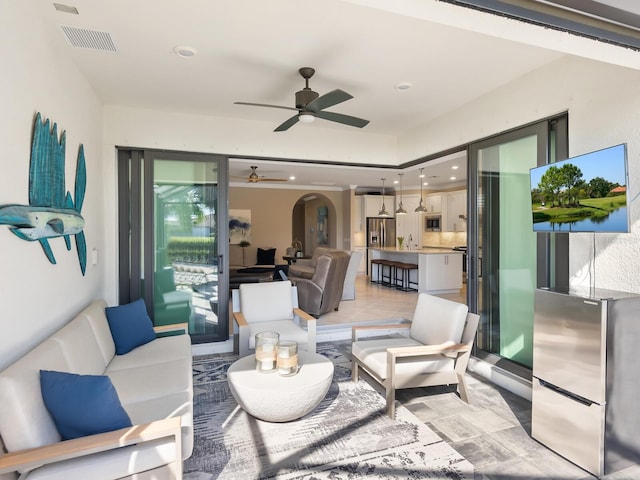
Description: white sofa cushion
xmin=0 ymin=339 xmax=68 ymax=451
xmin=239 ymin=281 xmax=293 ymax=323
xmin=107 ymin=334 xmax=191 ymax=371
xmin=352 ymin=337 xmax=454 ymax=380
xmin=106 ymin=358 xmax=192 ymax=405
xmin=25 ymin=438 xmax=177 ymax=480
xmin=123 ymin=391 xmax=194 ymax=459
xmin=50 ymin=314 xmax=109 ymax=375
xmin=80 ymin=299 xmax=116 ymax=365
xmin=409 ymin=293 xmax=468 ymax=346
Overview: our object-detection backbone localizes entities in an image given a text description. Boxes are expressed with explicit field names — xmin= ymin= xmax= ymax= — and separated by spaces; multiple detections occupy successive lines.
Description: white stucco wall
xmin=0 ymin=2 xmax=105 ymax=369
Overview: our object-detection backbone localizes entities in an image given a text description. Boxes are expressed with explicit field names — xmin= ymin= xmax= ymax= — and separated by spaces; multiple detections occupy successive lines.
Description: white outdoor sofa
xmin=0 ymin=299 xmax=193 ymax=479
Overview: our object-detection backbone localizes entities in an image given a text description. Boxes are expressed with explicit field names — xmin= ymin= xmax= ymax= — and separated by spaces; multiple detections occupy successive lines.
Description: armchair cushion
xmin=351 ymin=337 xmax=454 ymax=380
xmin=409 ymin=294 xmax=468 ymax=346
xmin=105 ymin=299 xmax=156 ymax=355
xmin=39 ymin=370 xmax=132 ymax=441
xmin=246 ymin=320 xmax=312 ymax=349
xmin=256 ymin=247 xmax=276 ymax=265
xmin=239 ymin=281 xmax=294 ymax=323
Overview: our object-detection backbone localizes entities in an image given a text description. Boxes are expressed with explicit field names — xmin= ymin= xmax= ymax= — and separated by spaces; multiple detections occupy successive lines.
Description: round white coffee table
xmin=227 ymin=351 xmax=334 ymax=422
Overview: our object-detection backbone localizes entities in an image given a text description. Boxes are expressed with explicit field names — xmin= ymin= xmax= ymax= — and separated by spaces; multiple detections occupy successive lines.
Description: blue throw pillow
xmin=40 ymin=370 xmax=132 ymax=440
xmin=105 ymin=299 xmax=156 ymax=355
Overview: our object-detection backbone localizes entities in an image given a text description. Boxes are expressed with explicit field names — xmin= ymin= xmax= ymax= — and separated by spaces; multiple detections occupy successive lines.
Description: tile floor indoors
xmin=321 ymin=275 xmax=640 ymax=480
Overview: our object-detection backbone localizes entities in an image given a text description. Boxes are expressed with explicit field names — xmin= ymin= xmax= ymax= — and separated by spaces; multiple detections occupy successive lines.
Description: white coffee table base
xmin=227 ymin=351 xmax=334 ymax=422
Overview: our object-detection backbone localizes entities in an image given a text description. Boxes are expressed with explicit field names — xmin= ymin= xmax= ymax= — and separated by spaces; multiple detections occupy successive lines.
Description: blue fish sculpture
xmin=0 ymin=113 xmax=87 ymax=274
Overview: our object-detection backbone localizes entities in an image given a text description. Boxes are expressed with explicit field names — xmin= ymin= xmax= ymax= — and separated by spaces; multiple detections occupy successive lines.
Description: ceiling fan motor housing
xmin=296 ymin=89 xmax=319 ymax=109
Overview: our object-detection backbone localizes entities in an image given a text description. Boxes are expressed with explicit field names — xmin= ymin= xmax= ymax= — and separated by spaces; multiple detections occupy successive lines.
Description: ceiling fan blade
xmin=274 ymin=114 xmax=300 ymax=132
xmin=259 ymin=178 xmax=288 ymax=182
xmin=306 ymin=89 xmax=353 ymax=113
xmin=234 ymin=101 xmax=298 ymax=112
xmin=315 ymin=110 xmax=369 ymax=128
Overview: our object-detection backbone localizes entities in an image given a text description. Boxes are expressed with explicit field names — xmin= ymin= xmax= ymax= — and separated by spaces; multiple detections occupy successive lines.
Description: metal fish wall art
xmin=0 ymin=113 xmax=87 ymax=275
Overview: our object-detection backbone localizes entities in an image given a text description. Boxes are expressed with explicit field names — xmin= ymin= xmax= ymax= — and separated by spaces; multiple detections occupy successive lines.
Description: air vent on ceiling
xmin=59 ymin=25 xmax=117 ymax=52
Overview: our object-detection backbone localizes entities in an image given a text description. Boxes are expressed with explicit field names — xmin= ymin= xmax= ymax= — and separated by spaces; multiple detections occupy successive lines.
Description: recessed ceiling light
xmin=452 ymin=165 xmax=459 ymax=170
xmin=289 ymin=175 xmax=296 ymax=180
xmin=423 ymin=181 xmax=429 ymax=186
xmin=395 ymin=82 xmax=412 ymax=92
xmin=173 ymin=45 xmax=197 ymax=58
xmin=450 ymin=176 xmax=457 ymax=180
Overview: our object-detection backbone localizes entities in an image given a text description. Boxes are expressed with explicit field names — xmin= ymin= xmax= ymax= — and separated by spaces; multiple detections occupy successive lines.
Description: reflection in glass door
xmin=468 ymin=118 xmax=567 ymax=370
xmin=117 ymin=149 xmax=229 ymax=344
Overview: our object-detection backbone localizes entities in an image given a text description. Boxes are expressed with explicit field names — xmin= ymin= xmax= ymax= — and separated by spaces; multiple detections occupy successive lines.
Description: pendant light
xmin=414 ymin=168 xmax=428 ymax=213
xmin=395 ymin=173 xmax=407 ymax=215
xmin=378 ymin=178 xmax=390 ymax=216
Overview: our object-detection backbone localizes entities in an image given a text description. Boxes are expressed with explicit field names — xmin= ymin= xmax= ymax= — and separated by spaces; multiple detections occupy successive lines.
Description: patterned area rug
xmin=184 ymin=342 xmax=474 ymax=479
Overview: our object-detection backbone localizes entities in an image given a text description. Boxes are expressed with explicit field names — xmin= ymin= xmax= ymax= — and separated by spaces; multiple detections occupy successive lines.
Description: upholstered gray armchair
xmin=294 ymin=250 xmax=350 ymax=317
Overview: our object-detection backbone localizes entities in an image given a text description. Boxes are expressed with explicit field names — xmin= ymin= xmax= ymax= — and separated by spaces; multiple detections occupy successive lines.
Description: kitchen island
xmin=369 ymin=247 xmax=464 ymax=294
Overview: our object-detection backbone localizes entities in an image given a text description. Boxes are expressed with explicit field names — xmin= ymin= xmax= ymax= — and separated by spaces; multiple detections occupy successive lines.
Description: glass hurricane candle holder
xmin=255 ymin=332 xmax=279 ymax=373
xmin=277 ymin=341 xmax=299 ymax=376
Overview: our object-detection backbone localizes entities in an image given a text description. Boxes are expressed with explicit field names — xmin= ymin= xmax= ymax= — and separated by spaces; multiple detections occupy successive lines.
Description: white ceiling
xmin=36 ymin=0 xmax=640 ymax=190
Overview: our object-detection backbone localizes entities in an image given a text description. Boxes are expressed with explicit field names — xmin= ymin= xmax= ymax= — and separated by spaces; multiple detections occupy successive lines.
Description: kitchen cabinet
xmin=419 ymin=253 xmax=462 ymax=292
xmin=363 ymin=195 xmax=395 ymax=218
xmin=444 ymin=190 xmax=467 ymax=232
xmin=395 ymin=194 xmax=421 ymax=249
xmin=425 ymin=194 xmax=442 ymax=213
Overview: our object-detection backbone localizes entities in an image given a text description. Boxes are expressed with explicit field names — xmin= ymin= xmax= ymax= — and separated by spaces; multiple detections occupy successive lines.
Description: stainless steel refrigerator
xmin=366 ymin=217 xmax=395 ymax=274
xmin=532 ymin=287 xmax=640 ymax=477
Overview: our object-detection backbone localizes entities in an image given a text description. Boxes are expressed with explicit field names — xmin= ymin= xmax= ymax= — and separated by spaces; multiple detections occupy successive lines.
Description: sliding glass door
xmin=468 ymin=116 xmax=567 ymax=370
xmin=117 ymin=149 xmax=229 ymax=344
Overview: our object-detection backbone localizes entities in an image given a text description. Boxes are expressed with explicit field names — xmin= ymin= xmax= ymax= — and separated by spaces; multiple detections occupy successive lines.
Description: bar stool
xmin=394 ymin=262 xmax=418 ymax=292
xmin=370 ymin=258 xmax=385 ymax=284
xmin=380 ymin=260 xmax=395 ymax=287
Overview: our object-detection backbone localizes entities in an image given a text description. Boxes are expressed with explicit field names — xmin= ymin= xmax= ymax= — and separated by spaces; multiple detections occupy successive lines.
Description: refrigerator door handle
xmin=538 ymin=379 xmax=595 ymax=407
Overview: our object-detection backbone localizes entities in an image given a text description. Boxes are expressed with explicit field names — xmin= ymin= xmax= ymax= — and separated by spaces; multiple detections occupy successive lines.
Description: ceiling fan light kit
xmin=231 ymin=166 xmax=288 ymax=184
xmin=235 ymin=67 xmax=369 ymax=132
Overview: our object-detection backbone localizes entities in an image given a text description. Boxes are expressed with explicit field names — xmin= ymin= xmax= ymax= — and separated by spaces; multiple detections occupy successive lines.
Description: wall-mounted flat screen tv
xmin=530 ymin=144 xmax=629 ymax=233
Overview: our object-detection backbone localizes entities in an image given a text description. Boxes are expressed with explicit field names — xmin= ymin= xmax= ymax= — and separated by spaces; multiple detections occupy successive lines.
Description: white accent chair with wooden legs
xmin=232 ymin=280 xmax=316 ymax=356
xmin=351 ymin=293 xmax=480 ymax=418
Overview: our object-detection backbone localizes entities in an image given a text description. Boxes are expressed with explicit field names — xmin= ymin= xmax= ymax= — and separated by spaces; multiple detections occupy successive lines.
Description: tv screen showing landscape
xmin=530 ymin=144 xmax=629 ymax=233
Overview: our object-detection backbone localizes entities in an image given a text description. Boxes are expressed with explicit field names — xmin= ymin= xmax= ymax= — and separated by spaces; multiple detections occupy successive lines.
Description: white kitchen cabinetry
xmin=419 ymin=253 xmax=462 ymax=293
xmin=444 ymin=190 xmax=467 ymax=232
xmin=363 ymin=195 xmax=395 ymax=218
xmin=424 ymin=194 xmax=442 ymax=213
xmin=395 ymin=194 xmax=421 ymax=249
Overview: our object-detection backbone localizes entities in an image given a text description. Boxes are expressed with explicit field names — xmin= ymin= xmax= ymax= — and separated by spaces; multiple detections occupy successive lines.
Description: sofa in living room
xmin=0 ymin=299 xmax=193 ymax=479
xmin=228 ymin=244 xmax=284 ymax=289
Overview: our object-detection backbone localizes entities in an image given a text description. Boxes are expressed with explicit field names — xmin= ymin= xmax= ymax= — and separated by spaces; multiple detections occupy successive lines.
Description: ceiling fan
xmin=234 ymin=67 xmax=370 ymax=132
xmin=231 ymin=165 xmax=288 ymax=183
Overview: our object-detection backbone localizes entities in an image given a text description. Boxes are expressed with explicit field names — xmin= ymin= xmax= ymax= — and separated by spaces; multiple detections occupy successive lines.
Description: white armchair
xmin=351 ymin=293 xmax=479 ymax=417
xmin=232 ymin=281 xmax=316 ymax=356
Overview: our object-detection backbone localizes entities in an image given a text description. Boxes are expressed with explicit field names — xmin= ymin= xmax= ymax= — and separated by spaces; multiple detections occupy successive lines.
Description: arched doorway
xmin=291 ymin=193 xmax=338 ymax=256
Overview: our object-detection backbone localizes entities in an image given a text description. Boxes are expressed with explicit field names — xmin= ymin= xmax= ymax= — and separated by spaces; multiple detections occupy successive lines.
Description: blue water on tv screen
xmin=529 ymin=144 xmax=629 ymax=233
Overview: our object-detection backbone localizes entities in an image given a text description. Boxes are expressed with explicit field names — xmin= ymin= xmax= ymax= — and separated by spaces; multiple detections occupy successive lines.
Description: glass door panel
xmin=118 ymin=149 xmax=228 ymax=344
xmin=153 ymin=159 xmax=220 ymax=339
xmin=469 ymin=124 xmax=547 ymax=369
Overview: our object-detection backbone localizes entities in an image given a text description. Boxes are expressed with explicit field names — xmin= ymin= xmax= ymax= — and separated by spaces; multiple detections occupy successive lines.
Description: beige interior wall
xmin=229 ymin=186 xmax=345 ymax=260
